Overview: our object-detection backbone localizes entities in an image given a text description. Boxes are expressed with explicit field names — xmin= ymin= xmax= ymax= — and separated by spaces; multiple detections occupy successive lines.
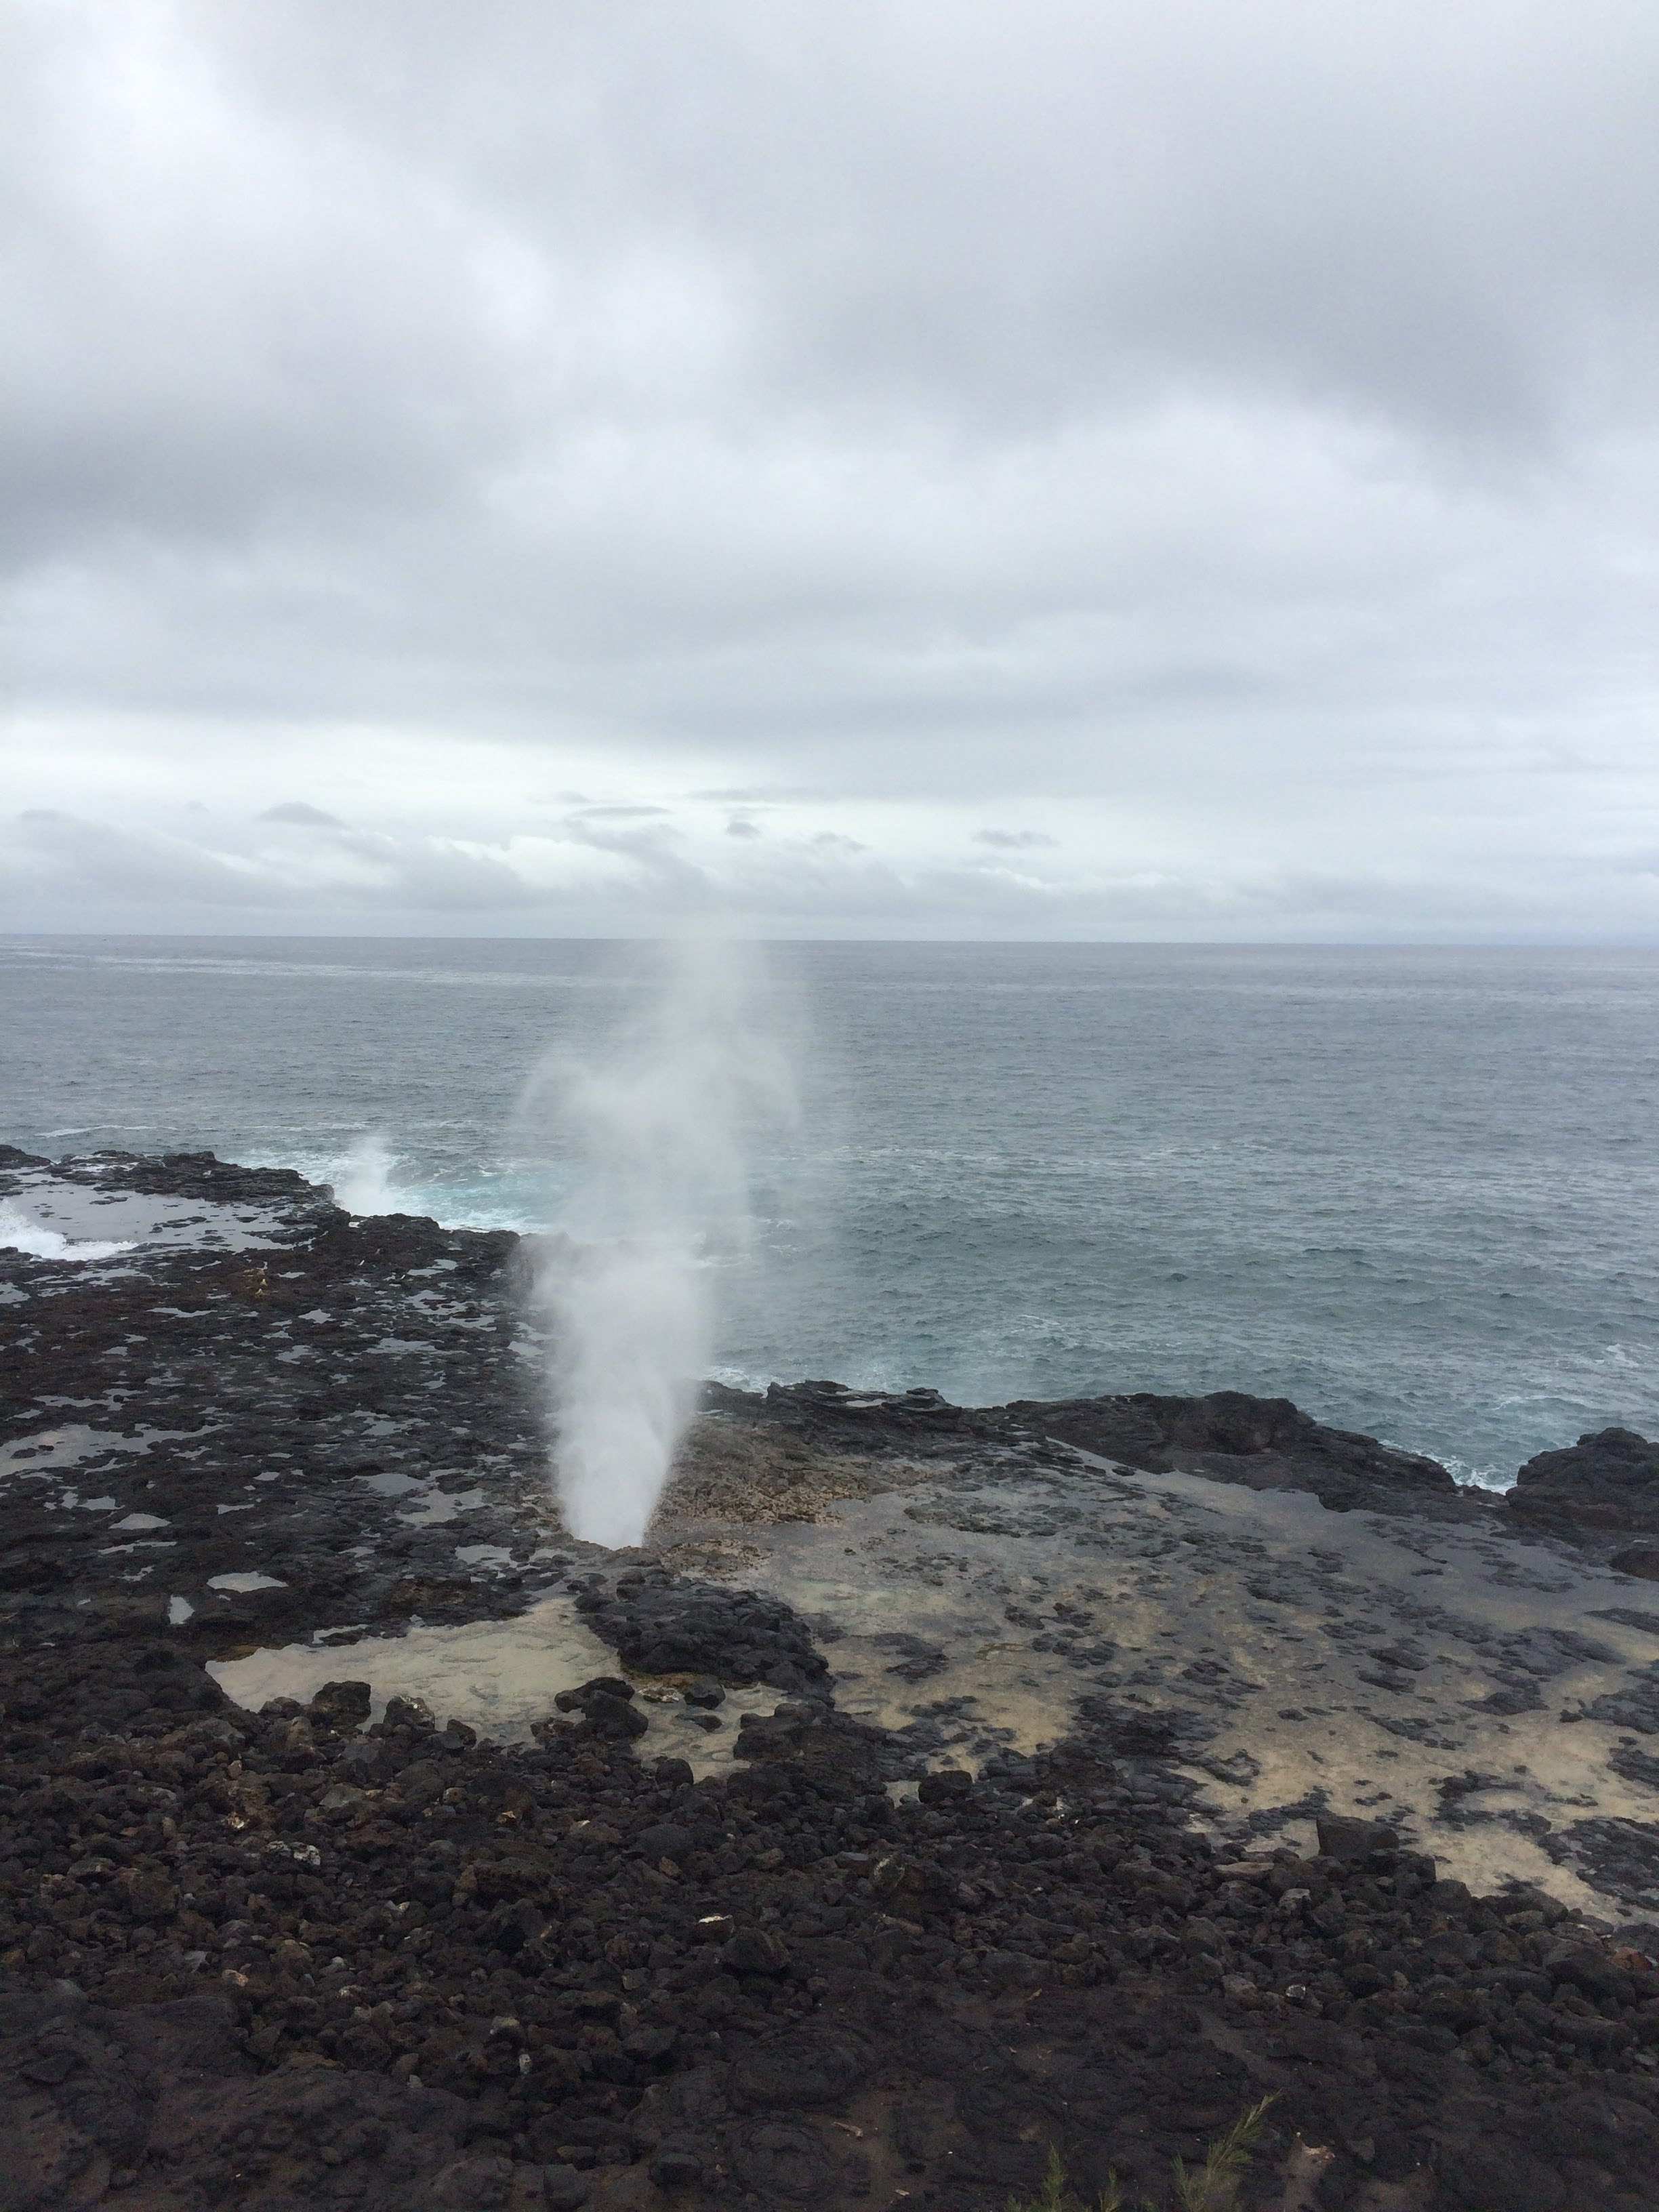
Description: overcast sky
xmin=4 ymin=0 xmax=1658 ymax=939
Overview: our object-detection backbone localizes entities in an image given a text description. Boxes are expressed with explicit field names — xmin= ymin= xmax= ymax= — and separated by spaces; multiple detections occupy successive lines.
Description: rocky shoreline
xmin=5 ymin=1147 xmax=1659 ymax=2210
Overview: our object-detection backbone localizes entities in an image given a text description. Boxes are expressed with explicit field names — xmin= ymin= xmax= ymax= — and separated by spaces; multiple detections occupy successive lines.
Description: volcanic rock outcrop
xmin=7 ymin=1148 xmax=1659 ymax=2210
xmin=1509 ymin=1430 xmax=1659 ymax=1538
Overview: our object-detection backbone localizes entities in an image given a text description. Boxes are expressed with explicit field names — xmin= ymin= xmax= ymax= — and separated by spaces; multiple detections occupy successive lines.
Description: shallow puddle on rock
xmin=355 ymin=1470 xmax=426 ymax=1498
xmin=0 ymin=1171 xmax=292 ymax=1256
xmin=680 ymin=1498 xmax=1094 ymax=1773
xmin=397 ymin=1486 xmax=487 ymax=1526
xmin=658 ymin=1463 xmax=1659 ymax=1910
xmin=207 ymin=1595 xmax=784 ymax=1780
xmin=0 ymin=1423 xmax=187 ymax=1483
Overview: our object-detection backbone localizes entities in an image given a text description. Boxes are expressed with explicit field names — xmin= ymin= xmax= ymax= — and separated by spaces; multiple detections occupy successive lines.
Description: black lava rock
xmin=1002 ymin=1387 xmax=1462 ymax=1516
xmin=10 ymin=1149 xmax=1659 ymax=2212
xmin=647 ymin=2148 xmax=702 ymax=2190
xmin=574 ymin=1570 xmax=830 ymax=1694
xmin=1509 ymin=1428 xmax=1659 ymax=1535
xmin=634 ymin=1822 xmax=695 ymax=1862
xmin=720 ymin=1928 xmax=792 ymax=1975
xmin=554 ymin=1676 xmax=636 ymax=1711
xmin=1317 ymin=1814 xmax=1399 ymax=1862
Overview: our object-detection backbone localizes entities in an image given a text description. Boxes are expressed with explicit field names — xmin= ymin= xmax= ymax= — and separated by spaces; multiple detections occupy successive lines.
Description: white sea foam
xmin=520 ymin=938 xmax=795 ymax=1549
xmin=0 ymin=1202 xmax=136 ymax=1263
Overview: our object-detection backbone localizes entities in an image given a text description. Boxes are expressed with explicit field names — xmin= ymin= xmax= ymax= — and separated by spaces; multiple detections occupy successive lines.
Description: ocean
xmin=3 ymin=935 xmax=1656 ymax=1488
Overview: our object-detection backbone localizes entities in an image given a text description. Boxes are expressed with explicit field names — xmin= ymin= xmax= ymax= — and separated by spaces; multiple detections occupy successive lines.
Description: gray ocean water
xmin=3 ymin=936 xmax=1656 ymax=1488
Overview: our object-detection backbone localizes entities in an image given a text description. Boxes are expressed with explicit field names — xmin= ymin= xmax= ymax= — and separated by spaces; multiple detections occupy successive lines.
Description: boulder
xmin=574 ymin=1572 xmax=829 ymax=1694
xmin=720 ymin=1927 xmax=792 ymax=1975
xmin=1507 ymin=1429 xmax=1659 ymax=1535
xmin=634 ymin=1822 xmax=695 ymax=1863
xmin=1317 ymin=1815 xmax=1399 ymax=1863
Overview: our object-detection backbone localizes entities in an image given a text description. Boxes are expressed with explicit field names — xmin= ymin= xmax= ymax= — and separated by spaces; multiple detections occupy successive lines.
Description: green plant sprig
xmin=1006 ymin=2093 xmax=1278 ymax=2212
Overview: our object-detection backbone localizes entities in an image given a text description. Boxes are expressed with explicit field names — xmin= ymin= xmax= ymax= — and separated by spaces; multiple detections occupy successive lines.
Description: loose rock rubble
xmin=7 ymin=1657 xmax=1659 ymax=2211
xmin=7 ymin=1148 xmax=1659 ymax=2209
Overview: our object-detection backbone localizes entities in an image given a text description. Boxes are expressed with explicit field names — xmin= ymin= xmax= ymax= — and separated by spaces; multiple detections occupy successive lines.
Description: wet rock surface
xmin=0 ymin=1146 xmax=554 ymax=1650
xmin=7 ymin=1151 xmax=1659 ymax=2208
xmin=1002 ymin=1388 xmax=1470 ymax=1519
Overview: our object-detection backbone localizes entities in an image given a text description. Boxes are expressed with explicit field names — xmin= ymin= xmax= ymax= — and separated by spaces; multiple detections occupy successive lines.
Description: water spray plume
xmin=523 ymin=939 xmax=794 ymax=1549
xmin=335 ymin=1131 xmax=396 ymax=1215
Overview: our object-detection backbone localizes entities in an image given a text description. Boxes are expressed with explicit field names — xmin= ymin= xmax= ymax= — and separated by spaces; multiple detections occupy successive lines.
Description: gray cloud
xmin=260 ymin=802 xmax=348 ymax=827
xmin=3 ymin=2 xmax=1658 ymax=937
xmin=569 ymin=805 xmax=674 ymax=820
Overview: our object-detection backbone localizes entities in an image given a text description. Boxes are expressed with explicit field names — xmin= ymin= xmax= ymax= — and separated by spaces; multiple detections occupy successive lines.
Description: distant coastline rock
xmin=8 ymin=1144 xmax=1650 ymax=1551
xmin=1000 ymin=1387 xmax=1464 ymax=1517
xmin=1507 ymin=1426 xmax=1659 ymax=1536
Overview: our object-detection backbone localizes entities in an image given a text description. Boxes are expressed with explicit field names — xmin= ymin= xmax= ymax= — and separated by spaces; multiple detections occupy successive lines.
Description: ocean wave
xmin=0 ymin=1203 xmax=136 ymax=1263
